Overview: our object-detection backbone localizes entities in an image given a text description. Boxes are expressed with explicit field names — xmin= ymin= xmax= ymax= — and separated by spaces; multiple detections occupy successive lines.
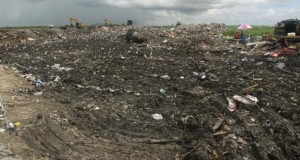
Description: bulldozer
xmin=69 ymin=17 xmax=86 ymax=29
xmin=274 ymin=19 xmax=300 ymax=40
xmin=274 ymin=19 xmax=300 ymax=48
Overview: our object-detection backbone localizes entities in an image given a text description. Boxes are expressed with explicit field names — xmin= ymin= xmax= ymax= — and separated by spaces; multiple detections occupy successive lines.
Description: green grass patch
xmin=223 ymin=25 xmax=274 ymax=37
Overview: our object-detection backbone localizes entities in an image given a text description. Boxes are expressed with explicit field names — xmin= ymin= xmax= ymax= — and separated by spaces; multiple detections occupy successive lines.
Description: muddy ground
xmin=0 ymin=25 xmax=299 ymax=160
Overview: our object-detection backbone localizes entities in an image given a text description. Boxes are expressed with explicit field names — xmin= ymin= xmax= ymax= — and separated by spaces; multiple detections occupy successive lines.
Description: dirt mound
xmin=0 ymin=25 xmax=299 ymax=160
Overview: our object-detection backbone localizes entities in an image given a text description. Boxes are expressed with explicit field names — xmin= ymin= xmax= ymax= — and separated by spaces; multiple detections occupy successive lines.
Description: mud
xmin=0 ymin=25 xmax=299 ymax=160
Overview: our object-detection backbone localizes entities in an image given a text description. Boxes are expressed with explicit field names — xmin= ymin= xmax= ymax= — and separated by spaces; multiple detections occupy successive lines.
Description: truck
xmin=274 ymin=19 xmax=300 ymax=40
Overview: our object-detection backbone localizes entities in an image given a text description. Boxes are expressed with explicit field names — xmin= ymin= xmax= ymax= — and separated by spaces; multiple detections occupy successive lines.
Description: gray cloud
xmin=76 ymin=0 xmax=220 ymax=12
xmin=24 ymin=0 xmax=45 ymax=2
xmin=0 ymin=0 xmax=299 ymax=27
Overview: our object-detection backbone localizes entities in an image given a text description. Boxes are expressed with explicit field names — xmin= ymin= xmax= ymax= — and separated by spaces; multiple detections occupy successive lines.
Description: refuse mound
xmin=126 ymin=28 xmax=148 ymax=43
xmin=0 ymin=24 xmax=299 ymax=160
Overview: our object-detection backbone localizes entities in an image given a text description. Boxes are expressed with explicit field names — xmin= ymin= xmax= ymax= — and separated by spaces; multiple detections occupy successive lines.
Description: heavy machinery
xmin=274 ymin=19 xmax=300 ymax=48
xmin=105 ymin=18 xmax=112 ymax=26
xmin=274 ymin=19 xmax=300 ymax=40
xmin=69 ymin=17 xmax=86 ymax=29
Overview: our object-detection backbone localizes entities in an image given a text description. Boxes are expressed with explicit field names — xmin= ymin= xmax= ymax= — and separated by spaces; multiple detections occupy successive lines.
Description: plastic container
xmin=288 ymin=32 xmax=296 ymax=36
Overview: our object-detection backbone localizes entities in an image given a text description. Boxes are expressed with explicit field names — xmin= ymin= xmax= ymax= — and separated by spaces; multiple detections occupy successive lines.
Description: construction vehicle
xmin=69 ymin=17 xmax=86 ymax=29
xmin=274 ymin=19 xmax=300 ymax=48
xmin=274 ymin=19 xmax=300 ymax=40
xmin=105 ymin=18 xmax=112 ymax=26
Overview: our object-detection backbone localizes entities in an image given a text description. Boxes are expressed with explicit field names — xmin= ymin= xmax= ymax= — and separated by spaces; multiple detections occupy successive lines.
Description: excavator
xmin=105 ymin=18 xmax=112 ymax=26
xmin=69 ymin=17 xmax=86 ymax=29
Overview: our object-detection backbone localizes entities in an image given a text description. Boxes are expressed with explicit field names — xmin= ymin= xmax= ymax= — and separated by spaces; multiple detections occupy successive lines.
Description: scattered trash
xmin=151 ymin=114 xmax=163 ymax=120
xmin=274 ymin=62 xmax=286 ymax=70
xmin=101 ymin=26 xmax=109 ymax=32
xmin=208 ymin=73 xmax=219 ymax=81
xmin=33 ymin=91 xmax=43 ymax=96
xmin=14 ymin=122 xmax=21 ymax=127
xmin=52 ymin=64 xmax=73 ymax=71
xmin=193 ymin=72 xmax=199 ymax=76
xmin=150 ymin=74 xmax=159 ymax=78
xmin=180 ymin=115 xmax=194 ymax=124
xmin=212 ymin=130 xmax=228 ymax=136
xmin=228 ymin=119 xmax=236 ymax=125
xmin=0 ymin=128 xmax=6 ymax=132
xmin=126 ymin=29 xmax=147 ymax=43
xmin=242 ymin=84 xmax=261 ymax=94
xmin=160 ymin=75 xmax=170 ymax=79
xmin=0 ymin=23 xmax=299 ymax=160
xmin=212 ymin=118 xmax=224 ymax=130
xmin=266 ymin=57 xmax=278 ymax=62
xmin=237 ymin=137 xmax=248 ymax=145
xmin=27 ymin=38 xmax=36 ymax=41
xmin=227 ymin=97 xmax=237 ymax=112
xmin=54 ymin=76 xmax=61 ymax=82
xmin=198 ymin=72 xmax=206 ymax=80
xmin=159 ymin=88 xmax=166 ymax=94
xmin=8 ymin=122 xmax=15 ymax=129
xmin=232 ymin=95 xmax=258 ymax=106
xmin=120 ymin=55 xmax=125 ymax=60
xmin=35 ymin=77 xmax=43 ymax=91
xmin=270 ymin=48 xmax=297 ymax=57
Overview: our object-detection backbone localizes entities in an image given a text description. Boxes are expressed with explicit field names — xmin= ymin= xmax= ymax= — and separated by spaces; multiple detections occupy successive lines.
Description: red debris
xmin=271 ymin=48 xmax=297 ymax=57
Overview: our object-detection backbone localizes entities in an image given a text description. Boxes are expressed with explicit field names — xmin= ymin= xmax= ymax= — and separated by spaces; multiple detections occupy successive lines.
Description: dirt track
xmin=0 ymin=26 xmax=299 ymax=160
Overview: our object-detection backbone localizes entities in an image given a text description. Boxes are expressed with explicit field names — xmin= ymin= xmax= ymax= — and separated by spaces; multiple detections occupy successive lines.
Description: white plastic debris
xmin=33 ymin=91 xmax=43 ymax=96
xmin=181 ymin=115 xmax=194 ymax=124
xmin=151 ymin=114 xmax=163 ymax=120
xmin=52 ymin=64 xmax=73 ymax=71
xmin=227 ymin=97 xmax=237 ymax=112
xmin=160 ymin=75 xmax=170 ymax=79
xmin=199 ymin=72 xmax=206 ymax=79
xmin=54 ymin=76 xmax=61 ymax=82
xmin=180 ymin=76 xmax=185 ymax=79
xmin=8 ymin=122 xmax=15 ymax=129
xmin=159 ymin=88 xmax=166 ymax=94
xmin=101 ymin=26 xmax=109 ymax=32
xmin=245 ymin=95 xmax=258 ymax=104
xmin=27 ymin=38 xmax=36 ymax=41
xmin=170 ymin=28 xmax=175 ymax=31
xmin=275 ymin=62 xmax=286 ymax=70
xmin=120 ymin=55 xmax=125 ymax=60
xmin=52 ymin=64 xmax=61 ymax=69
xmin=233 ymin=95 xmax=258 ymax=106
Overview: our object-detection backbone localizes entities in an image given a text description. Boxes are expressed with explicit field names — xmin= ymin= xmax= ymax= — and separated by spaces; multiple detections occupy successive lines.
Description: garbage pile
xmin=0 ymin=24 xmax=299 ymax=160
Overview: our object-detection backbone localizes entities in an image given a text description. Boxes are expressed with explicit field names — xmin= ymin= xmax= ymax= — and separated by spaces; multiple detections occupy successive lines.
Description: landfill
xmin=0 ymin=24 xmax=299 ymax=160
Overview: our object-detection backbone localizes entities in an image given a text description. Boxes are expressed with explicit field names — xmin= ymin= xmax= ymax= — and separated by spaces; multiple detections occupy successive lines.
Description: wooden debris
xmin=212 ymin=118 xmax=224 ymax=130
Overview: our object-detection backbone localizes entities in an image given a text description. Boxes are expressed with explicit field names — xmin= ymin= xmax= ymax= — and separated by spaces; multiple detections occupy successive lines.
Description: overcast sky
xmin=1 ymin=0 xmax=299 ymax=27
